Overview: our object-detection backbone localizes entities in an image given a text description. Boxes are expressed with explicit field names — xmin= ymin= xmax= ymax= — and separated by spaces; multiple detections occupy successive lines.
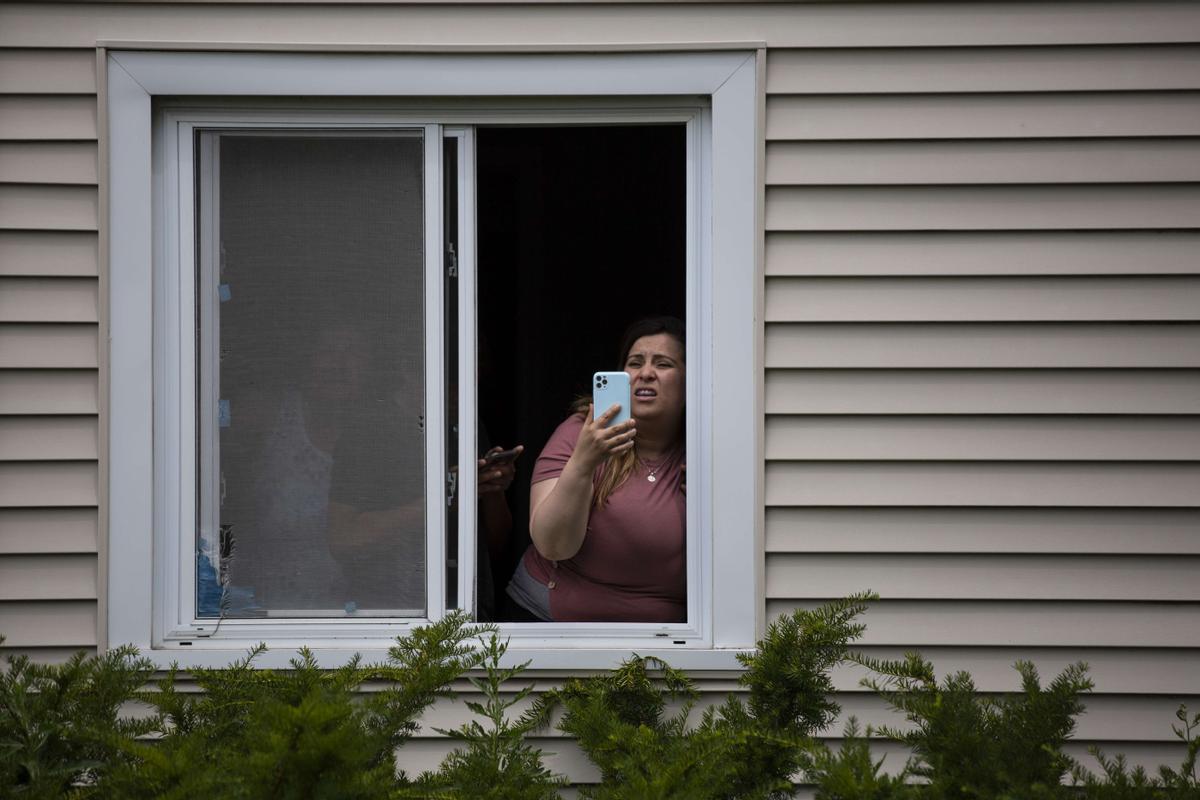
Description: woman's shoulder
xmin=533 ymin=413 xmax=587 ymax=481
xmin=550 ymin=412 xmax=586 ymax=441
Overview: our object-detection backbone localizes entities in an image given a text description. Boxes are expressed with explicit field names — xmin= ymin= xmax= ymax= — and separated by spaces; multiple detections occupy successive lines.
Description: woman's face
xmin=623 ymin=333 xmax=685 ymax=425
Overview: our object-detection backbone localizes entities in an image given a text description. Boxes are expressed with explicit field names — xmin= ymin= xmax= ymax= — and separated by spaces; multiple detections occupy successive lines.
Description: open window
xmin=472 ymin=124 xmax=687 ymax=623
xmin=107 ymin=51 xmax=758 ymax=667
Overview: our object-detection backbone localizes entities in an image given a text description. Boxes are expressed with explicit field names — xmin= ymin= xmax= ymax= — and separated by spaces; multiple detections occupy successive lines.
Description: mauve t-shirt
xmin=521 ymin=414 xmax=686 ymax=622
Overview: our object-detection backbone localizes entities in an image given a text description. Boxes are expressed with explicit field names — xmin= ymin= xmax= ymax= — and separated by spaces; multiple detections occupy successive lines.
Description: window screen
xmin=196 ymin=132 xmax=427 ymax=618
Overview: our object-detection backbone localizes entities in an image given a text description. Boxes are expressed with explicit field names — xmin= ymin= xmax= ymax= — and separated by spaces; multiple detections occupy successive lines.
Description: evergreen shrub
xmin=3 ymin=598 xmax=1198 ymax=799
xmin=0 ymin=637 xmax=156 ymax=796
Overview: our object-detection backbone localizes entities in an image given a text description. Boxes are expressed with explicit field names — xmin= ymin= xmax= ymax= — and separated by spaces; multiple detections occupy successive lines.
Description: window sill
xmin=134 ymin=642 xmax=754 ymax=672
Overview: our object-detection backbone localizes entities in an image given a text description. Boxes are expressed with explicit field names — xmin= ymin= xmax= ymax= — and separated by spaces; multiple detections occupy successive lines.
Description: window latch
xmin=447 ymin=242 xmax=458 ymax=278
xmin=446 ymin=469 xmax=458 ymax=507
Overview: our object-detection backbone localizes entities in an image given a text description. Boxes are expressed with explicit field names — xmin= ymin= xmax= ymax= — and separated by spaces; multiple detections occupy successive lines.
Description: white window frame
xmin=107 ymin=50 xmax=759 ymax=669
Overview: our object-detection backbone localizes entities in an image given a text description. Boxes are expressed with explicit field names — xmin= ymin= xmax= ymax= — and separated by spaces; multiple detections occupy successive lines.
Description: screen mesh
xmin=197 ymin=132 xmax=427 ymax=618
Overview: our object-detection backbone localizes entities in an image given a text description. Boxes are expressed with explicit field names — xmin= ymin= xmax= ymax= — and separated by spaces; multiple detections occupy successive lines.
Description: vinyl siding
xmin=1 ymin=0 xmax=1197 ymax=788
xmin=0 ymin=41 xmax=100 ymax=663
xmin=760 ymin=11 xmax=1200 ymax=778
xmin=0 ymin=231 xmax=99 ymax=276
xmin=760 ymin=21 xmax=1199 ymax=778
xmin=765 ymin=230 xmax=1200 ymax=275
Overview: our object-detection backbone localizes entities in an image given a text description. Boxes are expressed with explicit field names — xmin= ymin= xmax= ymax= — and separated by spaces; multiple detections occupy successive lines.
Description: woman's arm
xmin=529 ymin=405 xmax=635 ymax=561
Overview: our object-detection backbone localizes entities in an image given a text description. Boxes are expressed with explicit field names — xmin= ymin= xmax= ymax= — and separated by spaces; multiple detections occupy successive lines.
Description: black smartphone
xmin=483 ymin=446 xmax=521 ymax=466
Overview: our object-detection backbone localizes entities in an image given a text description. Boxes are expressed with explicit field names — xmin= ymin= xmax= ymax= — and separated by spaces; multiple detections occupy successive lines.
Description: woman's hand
xmin=567 ymin=404 xmax=636 ymax=473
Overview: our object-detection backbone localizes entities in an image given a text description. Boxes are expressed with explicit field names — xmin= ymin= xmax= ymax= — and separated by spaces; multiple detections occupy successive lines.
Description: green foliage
xmin=857 ymin=653 xmax=1094 ymax=800
xmin=104 ymin=610 xmax=485 ymax=799
xmin=1160 ymin=705 xmax=1200 ymax=793
xmin=545 ymin=592 xmax=877 ymax=800
xmin=411 ymin=631 xmax=564 ymax=800
xmin=802 ymin=718 xmax=913 ymax=800
xmin=1071 ymin=704 xmax=1200 ymax=800
xmin=0 ymin=638 xmax=156 ymax=798
xmin=104 ymin=647 xmax=394 ymax=799
xmin=3 ymin=598 xmax=1198 ymax=800
xmin=367 ymin=610 xmax=492 ymax=754
xmin=739 ymin=593 xmax=874 ymax=737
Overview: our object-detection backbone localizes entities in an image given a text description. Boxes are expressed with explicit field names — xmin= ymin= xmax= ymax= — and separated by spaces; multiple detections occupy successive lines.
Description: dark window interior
xmin=475 ymin=125 xmax=687 ymax=618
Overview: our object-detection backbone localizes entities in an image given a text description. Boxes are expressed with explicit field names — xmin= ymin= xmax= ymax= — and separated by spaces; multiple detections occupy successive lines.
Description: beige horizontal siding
xmin=847 ymin=646 xmax=1200 ymax=695
xmin=848 ymin=743 xmax=1190 ymax=780
xmin=0 ymin=49 xmax=94 ymax=94
xmin=0 ymin=462 xmax=97 ymax=507
xmin=765 ymin=463 xmax=1200 ymax=507
xmin=0 ymin=96 xmax=97 ymax=140
xmin=0 ymin=324 xmax=98 ymax=368
xmin=402 ymin=690 xmax=1194 ymax=744
xmin=765 ymin=231 xmax=1200 ymax=276
xmin=766 ymin=45 xmax=1200 ymax=94
xmin=404 ymin=740 xmax=1200 ymax=791
xmin=797 ymin=743 xmax=1194 ymax=782
xmin=768 ymin=600 xmax=1200 ymax=648
xmin=0 ymin=508 xmax=96 ymax=553
xmin=4 ymin=3 xmax=1200 ymax=49
xmin=0 ymin=554 xmax=95 ymax=600
xmin=0 ymin=416 xmax=98 ymax=461
xmin=765 ymin=508 xmax=1200 ymax=555
xmin=833 ymin=694 xmax=1198 ymax=744
xmin=0 ymin=231 xmax=97 ymax=276
xmin=765 ymin=276 xmax=1200 ymax=322
xmin=0 ymin=646 xmax=94 ymax=663
xmin=0 ymin=370 xmax=98 ymax=414
xmin=407 ymin=685 xmax=1196 ymax=744
xmin=0 ymin=600 xmax=96 ymax=647
xmin=0 ymin=19 xmax=103 ymax=664
xmin=766 ymin=139 xmax=1200 ymax=185
xmin=764 ymin=416 xmax=1200 ymax=461
xmin=0 ymin=142 xmax=97 ymax=185
xmin=0 ymin=184 xmax=98 ymax=231
xmin=394 ymin=742 xmax=1189 ymax=795
xmin=766 ymin=554 xmax=1200 ymax=601
xmin=405 ymin=644 xmax=1199 ymax=697
xmin=765 ymin=33 xmax=1200 ymax=748
xmin=0 ymin=277 xmax=97 ymax=322
xmin=764 ymin=185 xmax=1200 ymax=231
xmin=765 ymin=323 xmax=1200 ymax=368
xmin=767 ymin=93 xmax=1200 ymax=140
xmin=765 ymin=370 xmax=1200 ymax=415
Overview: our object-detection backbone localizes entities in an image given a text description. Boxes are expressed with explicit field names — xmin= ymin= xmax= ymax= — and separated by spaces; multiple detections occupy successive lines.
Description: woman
xmin=507 ymin=316 xmax=686 ymax=622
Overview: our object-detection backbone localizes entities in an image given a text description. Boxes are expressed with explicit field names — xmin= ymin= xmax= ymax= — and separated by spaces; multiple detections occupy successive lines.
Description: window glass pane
xmin=197 ymin=132 xmax=427 ymax=618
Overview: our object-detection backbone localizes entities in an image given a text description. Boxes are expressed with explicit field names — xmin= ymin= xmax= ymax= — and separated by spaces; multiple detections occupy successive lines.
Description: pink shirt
xmin=522 ymin=414 xmax=686 ymax=622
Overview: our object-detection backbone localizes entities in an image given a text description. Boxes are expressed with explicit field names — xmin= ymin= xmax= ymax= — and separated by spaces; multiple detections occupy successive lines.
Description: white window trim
xmin=107 ymin=50 xmax=759 ymax=670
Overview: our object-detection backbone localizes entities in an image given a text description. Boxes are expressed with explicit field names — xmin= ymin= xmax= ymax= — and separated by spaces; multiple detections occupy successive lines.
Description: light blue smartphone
xmin=592 ymin=371 xmax=631 ymax=428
